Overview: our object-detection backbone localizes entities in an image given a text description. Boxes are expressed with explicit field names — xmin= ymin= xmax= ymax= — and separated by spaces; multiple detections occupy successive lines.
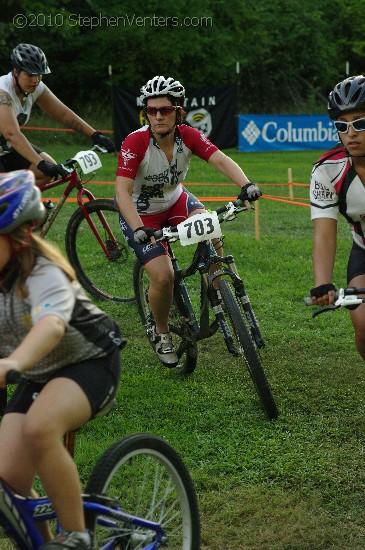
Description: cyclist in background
xmin=0 ymin=43 xmax=115 ymax=186
xmin=310 ymin=75 xmax=365 ymax=360
xmin=115 ymin=75 xmax=261 ymax=367
xmin=0 ymin=170 xmax=124 ymax=549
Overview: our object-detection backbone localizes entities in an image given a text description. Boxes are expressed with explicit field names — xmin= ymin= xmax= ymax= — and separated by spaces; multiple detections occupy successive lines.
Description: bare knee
xmin=148 ymin=262 xmax=174 ymax=290
xmin=22 ymin=416 xmax=57 ymax=457
xmin=354 ymin=329 xmax=365 ymax=360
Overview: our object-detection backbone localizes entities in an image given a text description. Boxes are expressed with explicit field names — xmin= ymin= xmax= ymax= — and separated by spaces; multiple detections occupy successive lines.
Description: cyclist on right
xmin=309 ymin=75 xmax=365 ymax=360
xmin=115 ymin=75 xmax=261 ymax=368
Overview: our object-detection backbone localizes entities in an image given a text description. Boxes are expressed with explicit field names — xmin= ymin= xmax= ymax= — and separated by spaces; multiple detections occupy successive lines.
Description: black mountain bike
xmin=133 ymin=200 xmax=279 ymax=420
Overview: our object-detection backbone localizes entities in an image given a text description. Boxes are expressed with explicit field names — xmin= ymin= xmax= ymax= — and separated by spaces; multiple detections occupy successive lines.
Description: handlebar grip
xmin=5 ymin=370 xmax=22 ymax=384
xmin=64 ymin=158 xmax=77 ymax=168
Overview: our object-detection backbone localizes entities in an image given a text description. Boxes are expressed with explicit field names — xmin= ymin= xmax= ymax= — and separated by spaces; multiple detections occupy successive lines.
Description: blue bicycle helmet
xmin=0 ymin=170 xmax=45 ymax=234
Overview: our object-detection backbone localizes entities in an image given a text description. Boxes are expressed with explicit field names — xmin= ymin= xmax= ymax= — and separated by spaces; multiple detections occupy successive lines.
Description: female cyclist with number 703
xmin=115 ymin=75 xmax=261 ymax=367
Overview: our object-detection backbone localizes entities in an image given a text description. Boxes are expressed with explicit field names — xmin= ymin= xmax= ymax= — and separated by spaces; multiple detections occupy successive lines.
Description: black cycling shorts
xmin=4 ymin=349 xmax=121 ymax=419
xmin=347 ymin=241 xmax=365 ymax=283
xmin=0 ymin=144 xmax=43 ymax=172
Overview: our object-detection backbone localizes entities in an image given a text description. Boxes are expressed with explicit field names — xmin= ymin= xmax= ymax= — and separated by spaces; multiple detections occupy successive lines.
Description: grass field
xmin=3 ymin=130 xmax=365 ymax=549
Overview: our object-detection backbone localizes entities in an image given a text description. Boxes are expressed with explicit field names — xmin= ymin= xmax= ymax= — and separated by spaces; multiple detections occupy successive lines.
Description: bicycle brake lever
xmin=161 ymin=226 xmax=178 ymax=241
xmin=92 ymin=145 xmax=108 ymax=154
xmin=222 ymin=203 xmax=238 ymax=221
xmin=61 ymin=163 xmax=74 ymax=173
xmin=222 ymin=202 xmax=252 ymax=222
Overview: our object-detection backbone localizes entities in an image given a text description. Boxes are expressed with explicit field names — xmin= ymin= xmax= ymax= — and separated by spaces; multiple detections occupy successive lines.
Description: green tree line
xmin=0 ymin=0 xmax=364 ymax=114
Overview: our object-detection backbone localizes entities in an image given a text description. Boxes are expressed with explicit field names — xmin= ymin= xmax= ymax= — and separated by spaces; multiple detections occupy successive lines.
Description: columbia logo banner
xmin=239 ymin=114 xmax=339 ymax=152
xmin=241 ymin=121 xmax=261 ymax=145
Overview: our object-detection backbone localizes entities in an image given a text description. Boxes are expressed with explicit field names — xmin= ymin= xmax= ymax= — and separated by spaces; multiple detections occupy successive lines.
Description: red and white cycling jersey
xmin=116 ymin=124 xmax=218 ymax=214
xmin=310 ymin=146 xmax=365 ymax=250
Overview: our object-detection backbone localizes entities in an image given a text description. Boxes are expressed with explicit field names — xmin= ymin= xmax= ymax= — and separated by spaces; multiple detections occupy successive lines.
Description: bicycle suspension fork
xmin=209 ymin=255 xmax=265 ymax=349
xmin=226 ymin=257 xmax=265 ymax=348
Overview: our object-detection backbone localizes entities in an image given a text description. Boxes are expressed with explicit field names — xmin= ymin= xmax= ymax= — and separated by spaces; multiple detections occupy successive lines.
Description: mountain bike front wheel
xmin=85 ymin=433 xmax=200 ymax=550
xmin=133 ymin=260 xmax=198 ymax=375
xmin=65 ymin=199 xmax=135 ymax=303
xmin=219 ymin=280 xmax=279 ymax=420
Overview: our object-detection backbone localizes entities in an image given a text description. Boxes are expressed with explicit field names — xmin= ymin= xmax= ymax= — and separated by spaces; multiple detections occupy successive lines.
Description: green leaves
xmin=0 ymin=0 xmax=361 ymax=115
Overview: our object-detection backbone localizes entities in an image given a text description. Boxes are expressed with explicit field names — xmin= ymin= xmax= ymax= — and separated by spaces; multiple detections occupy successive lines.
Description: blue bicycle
xmin=0 ymin=373 xmax=200 ymax=549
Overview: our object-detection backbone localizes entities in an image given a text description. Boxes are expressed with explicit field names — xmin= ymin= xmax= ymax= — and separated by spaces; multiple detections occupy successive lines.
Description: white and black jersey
xmin=310 ymin=146 xmax=365 ymax=250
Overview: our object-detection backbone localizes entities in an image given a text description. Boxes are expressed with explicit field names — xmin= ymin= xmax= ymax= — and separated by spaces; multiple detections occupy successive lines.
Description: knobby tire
xmin=219 ymin=280 xmax=279 ymax=419
xmin=65 ymin=199 xmax=135 ymax=303
xmin=133 ymin=260 xmax=198 ymax=375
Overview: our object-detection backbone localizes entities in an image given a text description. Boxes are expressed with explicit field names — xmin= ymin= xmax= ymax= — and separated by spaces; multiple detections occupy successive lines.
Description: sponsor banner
xmin=112 ymin=85 xmax=237 ymax=150
xmin=238 ymin=114 xmax=339 ymax=152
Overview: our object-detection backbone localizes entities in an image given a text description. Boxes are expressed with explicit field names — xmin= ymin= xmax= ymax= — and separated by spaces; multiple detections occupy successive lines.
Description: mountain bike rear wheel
xmin=85 ymin=433 xmax=200 ymax=550
xmin=66 ymin=199 xmax=135 ymax=303
xmin=219 ymin=279 xmax=279 ymax=419
xmin=133 ymin=260 xmax=198 ymax=375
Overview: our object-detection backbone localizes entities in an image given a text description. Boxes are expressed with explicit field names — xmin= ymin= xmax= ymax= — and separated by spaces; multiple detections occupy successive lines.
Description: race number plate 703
xmin=177 ymin=212 xmax=222 ymax=246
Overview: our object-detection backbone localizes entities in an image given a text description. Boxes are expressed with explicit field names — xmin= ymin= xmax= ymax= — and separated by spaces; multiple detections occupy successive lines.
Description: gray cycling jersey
xmin=0 ymin=257 xmax=123 ymax=382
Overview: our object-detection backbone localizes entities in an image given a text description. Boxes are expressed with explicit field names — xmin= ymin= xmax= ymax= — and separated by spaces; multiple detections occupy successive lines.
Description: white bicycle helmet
xmin=140 ymin=76 xmax=185 ymax=103
xmin=0 ymin=170 xmax=45 ymax=234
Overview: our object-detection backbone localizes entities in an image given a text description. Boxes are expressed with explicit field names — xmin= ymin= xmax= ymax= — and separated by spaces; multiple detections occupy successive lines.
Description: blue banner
xmin=238 ymin=114 xmax=339 ymax=152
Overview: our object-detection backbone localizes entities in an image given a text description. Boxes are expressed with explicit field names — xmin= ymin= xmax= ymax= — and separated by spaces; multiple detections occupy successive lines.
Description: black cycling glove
xmin=134 ymin=226 xmax=155 ymax=244
xmin=37 ymin=160 xmax=69 ymax=180
xmin=310 ymin=283 xmax=336 ymax=298
xmin=92 ymin=131 xmax=115 ymax=153
xmin=238 ymin=183 xmax=262 ymax=203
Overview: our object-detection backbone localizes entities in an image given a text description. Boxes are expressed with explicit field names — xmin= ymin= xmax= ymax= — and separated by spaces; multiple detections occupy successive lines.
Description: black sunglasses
xmin=146 ymin=106 xmax=177 ymax=116
xmin=334 ymin=117 xmax=365 ymax=133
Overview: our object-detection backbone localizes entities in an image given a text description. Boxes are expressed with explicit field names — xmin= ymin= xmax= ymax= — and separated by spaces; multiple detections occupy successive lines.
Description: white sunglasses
xmin=334 ymin=117 xmax=365 ymax=133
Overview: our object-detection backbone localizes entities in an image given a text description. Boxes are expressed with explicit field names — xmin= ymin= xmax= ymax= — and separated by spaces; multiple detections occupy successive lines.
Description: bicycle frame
xmin=38 ymin=160 xmax=121 ymax=262
xmin=0 ymin=477 xmax=165 ymax=550
xmin=169 ymin=224 xmax=265 ymax=349
xmin=38 ymin=170 xmax=97 ymax=238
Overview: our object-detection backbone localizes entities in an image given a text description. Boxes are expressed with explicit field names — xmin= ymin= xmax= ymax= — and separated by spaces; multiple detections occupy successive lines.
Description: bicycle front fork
xmin=209 ymin=265 xmax=265 ymax=349
xmin=233 ymin=280 xmax=265 ymax=349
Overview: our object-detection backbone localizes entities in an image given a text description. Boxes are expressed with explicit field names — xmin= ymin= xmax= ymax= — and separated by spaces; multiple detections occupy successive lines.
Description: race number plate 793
xmin=71 ymin=150 xmax=102 ymax=174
